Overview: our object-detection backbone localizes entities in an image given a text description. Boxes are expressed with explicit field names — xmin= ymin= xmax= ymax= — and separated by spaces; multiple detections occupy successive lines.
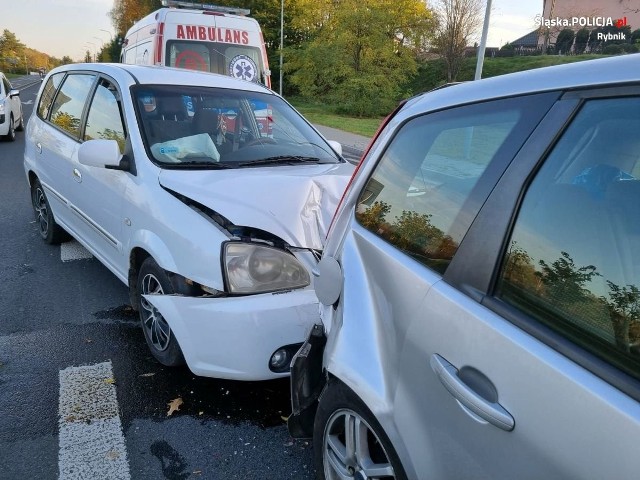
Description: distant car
xmin=24 ymin=63 xmax=353 ymax=380
xmin=290 ymin=54 xmax=640 ymax=479
xmin=0 ymin=72 xmax=24 ymax=141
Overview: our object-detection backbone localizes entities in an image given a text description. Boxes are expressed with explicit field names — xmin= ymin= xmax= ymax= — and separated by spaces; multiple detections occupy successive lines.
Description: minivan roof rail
xmin=160 ymin=0 xmax=250 ymax=16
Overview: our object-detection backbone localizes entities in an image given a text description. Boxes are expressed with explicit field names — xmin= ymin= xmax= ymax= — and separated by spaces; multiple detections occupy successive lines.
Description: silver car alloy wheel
xmin=33 ymin=186 xmax=49 ymax=237
xmin=140 ymin=273 xmax=171 ymax=352
xmin=323 ymin=408 xmax=396 ymax=480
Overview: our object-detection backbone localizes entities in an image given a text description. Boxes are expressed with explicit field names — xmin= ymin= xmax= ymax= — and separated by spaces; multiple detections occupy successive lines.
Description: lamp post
xmin=279 ymin=0 xmax=284 ymax=96
xmin=99 ymin=29 xmax=114 ymax=41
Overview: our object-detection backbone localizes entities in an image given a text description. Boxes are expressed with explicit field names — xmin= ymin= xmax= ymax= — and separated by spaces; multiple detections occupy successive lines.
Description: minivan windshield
xmin=133 ymin=85 xmax=340 ymax=168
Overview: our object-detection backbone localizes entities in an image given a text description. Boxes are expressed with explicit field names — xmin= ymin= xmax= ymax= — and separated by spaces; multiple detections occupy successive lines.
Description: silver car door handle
xmin=72 ymin=168 xmax=82 ymax=183
xmin=430 ymin=354 xmax=514 ymax=432
xmin=36 ymin=142 xmax=42 ymax=154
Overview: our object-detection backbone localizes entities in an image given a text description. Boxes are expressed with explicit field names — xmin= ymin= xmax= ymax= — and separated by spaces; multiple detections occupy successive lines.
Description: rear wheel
xmin=314 ymin=380 xmax=407 ymax=480
xmin=137 ymin=257 xmax=186 ymax=367
xmin=31 ymin=179 xmax=69 ymax=244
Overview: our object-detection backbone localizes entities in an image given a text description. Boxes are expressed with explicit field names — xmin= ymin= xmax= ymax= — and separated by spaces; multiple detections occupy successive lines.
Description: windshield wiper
xmin=162 ymin=161 xmax=235 ymax=169
xmin=236 ymin=156 xmax=321 ymax=167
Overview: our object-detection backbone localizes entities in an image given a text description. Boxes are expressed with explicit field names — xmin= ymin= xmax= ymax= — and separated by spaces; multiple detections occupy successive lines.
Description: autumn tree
xmin=110 ymin=0 xmax=162 ymax=36
xmin=0 ymin=30 xmax=26 ymax=73
xmin=432 ymin=0 xmax=483 ymax=82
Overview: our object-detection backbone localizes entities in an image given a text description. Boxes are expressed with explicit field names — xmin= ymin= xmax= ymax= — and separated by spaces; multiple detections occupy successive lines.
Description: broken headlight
xmin=223 ymin=242 xmax=310 ymax=294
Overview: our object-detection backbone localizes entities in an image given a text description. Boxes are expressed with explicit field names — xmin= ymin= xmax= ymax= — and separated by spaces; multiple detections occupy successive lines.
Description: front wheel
xmin=4 ymin=115 xmax=15 ymax=141
xmin=137 ymin=257 xmax=185 ymax=367
xmin=314 ymin=380 xmax=407 ymax=480
xmin=15 ymin=109 xmax=24 ymax=131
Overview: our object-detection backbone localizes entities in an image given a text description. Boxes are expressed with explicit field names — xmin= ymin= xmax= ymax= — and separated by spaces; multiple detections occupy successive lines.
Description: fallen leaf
xmin=84 ymin=338 xmax=93 ymax=344
xmin=106 ymin=449 xmax=120 ymax=460
xmin=198 ymin=411 xmax=204 ymax=416
xmin=104 ymin=378 xmax=116 ymax=385
xmin=281 ymin=415 xmax=289 ymax=422
xmin=139 ymin=373 xmax=156 ymax=377
xmin=64 ymin=415 xmax=76 ymax=422
xmin=167 ymin=397 xmax=184 ymax=416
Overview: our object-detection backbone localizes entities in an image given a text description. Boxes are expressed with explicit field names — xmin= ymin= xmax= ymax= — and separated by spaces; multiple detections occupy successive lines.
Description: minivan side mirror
xmin=9 ymin=89 xmax=20 ymax=98
xmin=327 ymin=140 xmax=342 ymax=157
xmin=78 ymin=139 xmax=125 ymax=170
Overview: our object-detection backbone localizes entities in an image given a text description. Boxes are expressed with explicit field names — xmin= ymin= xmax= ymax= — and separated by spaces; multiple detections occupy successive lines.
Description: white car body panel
xmin=158 ymin=163 xmax=353 ymax=250
xmin=144 ymin=288 xmax=319 ymax=380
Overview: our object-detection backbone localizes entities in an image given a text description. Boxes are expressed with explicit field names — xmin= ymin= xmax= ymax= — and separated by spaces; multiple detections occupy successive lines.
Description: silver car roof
xmin=402 ymin=53 xmax=640 ymax=117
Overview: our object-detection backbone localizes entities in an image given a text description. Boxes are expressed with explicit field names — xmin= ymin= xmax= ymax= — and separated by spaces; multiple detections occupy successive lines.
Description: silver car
xmin=289 ymin=54 xmax=640 ymax=479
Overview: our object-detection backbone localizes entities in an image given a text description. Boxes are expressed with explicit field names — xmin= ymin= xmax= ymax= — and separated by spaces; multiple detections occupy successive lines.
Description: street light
xmin=99 ymin=29 xmax=114 ymax=41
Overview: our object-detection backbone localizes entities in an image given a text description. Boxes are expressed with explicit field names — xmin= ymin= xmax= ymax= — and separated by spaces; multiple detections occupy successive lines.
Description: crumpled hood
xmin=158 ymin=162 xmax=355 ymax=250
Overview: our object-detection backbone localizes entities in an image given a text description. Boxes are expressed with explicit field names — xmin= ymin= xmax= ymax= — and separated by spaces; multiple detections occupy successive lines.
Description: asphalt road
xmin=0 ymin=77 xmax=315 ymax=479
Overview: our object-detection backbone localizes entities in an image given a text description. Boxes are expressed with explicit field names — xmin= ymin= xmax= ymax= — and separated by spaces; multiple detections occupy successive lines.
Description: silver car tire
xmin=137 ymin=257 xmax=186 ymax=367
xmin=314 ymin=380 xmax=407 ymax=480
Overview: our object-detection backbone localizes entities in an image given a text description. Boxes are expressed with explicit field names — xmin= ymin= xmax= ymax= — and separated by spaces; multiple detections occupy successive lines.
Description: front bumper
xmin=143 ymin=288 xmax=319 ymax=381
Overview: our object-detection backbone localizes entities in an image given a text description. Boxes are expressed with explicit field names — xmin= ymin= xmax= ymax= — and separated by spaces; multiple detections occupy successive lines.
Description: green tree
xmin=555 ymin=28 xmax=575 ymax=54
xmin=536 ymin=251 xmax=600 ymax=304
xmin=605 ymin=281 xmax=640 ymax=352
xmin=574 ymin=28 xmax=590 ymax=54
xmin=288 ymin=0 xmax=433 ymax=115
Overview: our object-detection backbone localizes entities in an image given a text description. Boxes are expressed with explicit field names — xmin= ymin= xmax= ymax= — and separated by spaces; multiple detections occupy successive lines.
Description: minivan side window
xmin=497 ymin=97 xmax=640 ymax=380
xmin=37 ymin=73 xmax=65 ymax=120
xmin=49 ymin=74 xmax=96 ymax=138
xmin=84 ymin=78 xmax=126 ymax=153
xmin=355 ymin=96 xmax=552 ymax=274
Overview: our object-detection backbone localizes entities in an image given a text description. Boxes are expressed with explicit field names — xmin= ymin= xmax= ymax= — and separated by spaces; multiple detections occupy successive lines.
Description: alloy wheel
xmin=323 ymin=408 xmax=396 ymax=480
xmin=33 ymin=186 xmax=49 ymax=237
xmin=140 ymin=273 xmax=171 ymax=351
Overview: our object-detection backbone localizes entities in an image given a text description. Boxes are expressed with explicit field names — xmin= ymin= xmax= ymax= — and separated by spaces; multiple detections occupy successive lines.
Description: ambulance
xmin=121 ymin=0 xmax=271 ymax=88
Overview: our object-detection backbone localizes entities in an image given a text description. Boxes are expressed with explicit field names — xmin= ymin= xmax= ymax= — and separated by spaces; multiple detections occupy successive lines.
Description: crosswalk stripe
xmin=61 ymin=240 xmax=93 ymax=262
xmin=58 ymin=361 xmax=131 ymax=480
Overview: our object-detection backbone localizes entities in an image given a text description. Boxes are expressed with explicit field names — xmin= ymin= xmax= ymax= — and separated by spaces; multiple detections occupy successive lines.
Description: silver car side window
xmin=497 ymin=97 xmax=640 ymax=380
xmin=356 ymin=105 xmax=521 ymax=274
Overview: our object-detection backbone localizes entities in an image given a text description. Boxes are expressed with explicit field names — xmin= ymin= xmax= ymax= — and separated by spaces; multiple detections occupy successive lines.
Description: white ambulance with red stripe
xmin=121 ymin=0 xmax=271 ymax=88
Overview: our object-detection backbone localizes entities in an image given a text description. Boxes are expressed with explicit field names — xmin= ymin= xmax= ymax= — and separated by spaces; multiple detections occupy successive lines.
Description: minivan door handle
xmin=430 ymin=354 xmax=514 ymax=432
xmin=72 ymin=168 xmax=82 ymax=183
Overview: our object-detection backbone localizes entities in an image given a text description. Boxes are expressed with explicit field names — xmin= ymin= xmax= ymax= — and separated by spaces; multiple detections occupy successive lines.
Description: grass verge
xmin=288 ymin=97 xmax=382 ymax=138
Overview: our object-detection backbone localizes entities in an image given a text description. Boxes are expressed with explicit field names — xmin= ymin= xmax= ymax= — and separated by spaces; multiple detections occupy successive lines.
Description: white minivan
xmin=24 ymin=63 xmax=352 ymax=381
xmin=121 ymin=0 xmax=271 ymax=87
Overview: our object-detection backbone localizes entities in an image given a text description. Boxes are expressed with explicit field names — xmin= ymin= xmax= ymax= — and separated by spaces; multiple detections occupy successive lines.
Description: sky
xmin=2 ymin=0 xmax=544 ymax=61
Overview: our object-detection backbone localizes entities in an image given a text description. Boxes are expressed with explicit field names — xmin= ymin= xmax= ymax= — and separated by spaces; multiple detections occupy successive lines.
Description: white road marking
xmin=22 ymin=99 xmax=34 ymax=105
xmin=61 ymin=240 xmax=93 ymax=262
xmin=59 ymin=361 xmax=131 ymax=480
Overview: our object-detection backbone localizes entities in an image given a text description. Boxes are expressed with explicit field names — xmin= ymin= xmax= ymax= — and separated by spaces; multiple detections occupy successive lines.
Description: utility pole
xmin=474 ymin=0 xmax=492 ymax=80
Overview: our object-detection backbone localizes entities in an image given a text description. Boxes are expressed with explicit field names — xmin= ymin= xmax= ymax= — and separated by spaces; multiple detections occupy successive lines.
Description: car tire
xmin=314 ymin=379 xmax=407 ymax=480
xmin=4 ymin=114 xmax=15 ymax=141
xmin=31 ymin=179 xmax=69 ymax=244
xmin=15 ymin=109 xmax=24 ymax=131
xmin=137 ymin=257 xmax=186 ymax=367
